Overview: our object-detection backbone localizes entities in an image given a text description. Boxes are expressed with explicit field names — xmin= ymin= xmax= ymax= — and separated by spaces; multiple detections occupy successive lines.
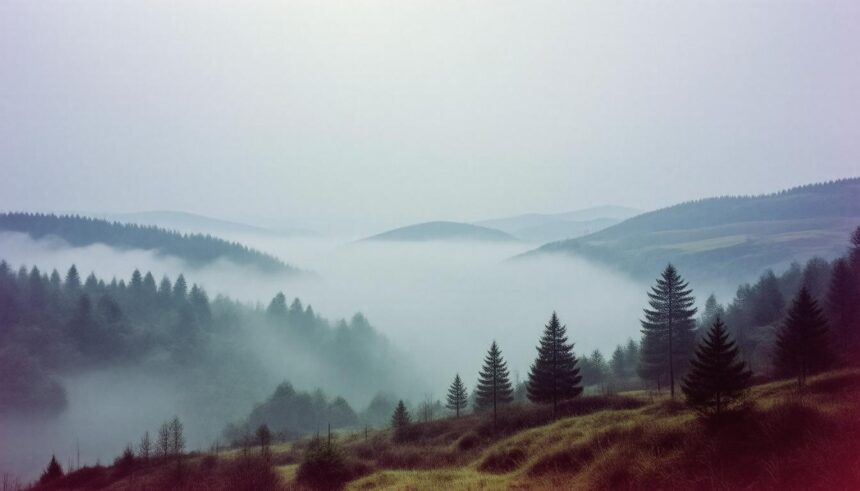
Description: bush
xmin=223 ymin=456 xmax=282 ymax=491
xmin=296 ymin=442 xmax=356 ymax=490
xmin=479 ymin=446 xmax=527 ymax=473
xmin=456 ymin=431 xmax=480 ymax=451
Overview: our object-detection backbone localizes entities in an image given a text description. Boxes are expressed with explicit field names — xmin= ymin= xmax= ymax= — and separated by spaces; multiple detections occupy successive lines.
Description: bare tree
xmin=256 ymin=424 xmax=272 ymax=461
xmin=157 ymin=422 xmax=172 ymax=457
xmin=138 ymin=431 xmax=152 ymax=462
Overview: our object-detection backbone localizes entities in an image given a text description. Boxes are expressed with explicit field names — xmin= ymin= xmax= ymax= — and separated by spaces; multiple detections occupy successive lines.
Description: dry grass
xmin=47 ymin=370 xmax=860 ymax=490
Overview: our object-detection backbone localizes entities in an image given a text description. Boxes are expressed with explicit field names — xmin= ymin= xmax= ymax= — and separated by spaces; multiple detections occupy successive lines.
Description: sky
xmin=1 ymin=0 xmax=858 ymax=234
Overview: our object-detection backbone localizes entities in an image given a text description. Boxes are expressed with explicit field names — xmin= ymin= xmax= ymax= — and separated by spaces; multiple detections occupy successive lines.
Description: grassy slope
xmin=43 ymin=370 xmax=860 ymax=490
xmin=341 ymin=370 xmax=860 ymax=490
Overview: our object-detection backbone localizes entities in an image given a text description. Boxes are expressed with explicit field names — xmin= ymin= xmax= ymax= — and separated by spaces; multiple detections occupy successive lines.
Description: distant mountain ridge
xmin=86 ymin=210 xmax=314 ymax=238
xmin=476 ymin=205 xmax=640 ymax=243
xmin=522 ymin=178 xmax=860 ymax=283
xmin=0 ymin=212 xmax=300 ymax=274
xmin=363 ymin=221 xmax=517 ymax=242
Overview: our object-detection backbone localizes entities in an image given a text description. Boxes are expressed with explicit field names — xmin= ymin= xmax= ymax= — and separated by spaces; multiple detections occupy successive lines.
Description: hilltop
xmin=522 ymin=178 xmax=860 ymax=283
xmin=362 ymin=221 xmax=517 ymax=243
xmin=476 ymin=205 xmax=640 ymax=243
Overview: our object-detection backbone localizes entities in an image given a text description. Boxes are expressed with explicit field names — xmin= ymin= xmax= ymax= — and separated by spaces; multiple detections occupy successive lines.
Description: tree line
xmin=0 ymin=212 xmax=295 ymax=273
xmin=390 ymin=226 xmax=860 ymax=427
xmin=0 ymin=261 xmax=411 ymax=418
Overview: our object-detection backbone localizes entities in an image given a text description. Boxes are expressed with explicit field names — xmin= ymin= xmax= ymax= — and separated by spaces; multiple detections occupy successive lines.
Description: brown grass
xmin=45 ymin=370 xmax=860 ymax=490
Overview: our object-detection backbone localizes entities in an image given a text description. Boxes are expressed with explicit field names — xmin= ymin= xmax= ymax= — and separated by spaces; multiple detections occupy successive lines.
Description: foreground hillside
xmin=33 ymin=369 xmax=860 ymax=490
xmin=524 ymin=179 xmax=860 ymax=284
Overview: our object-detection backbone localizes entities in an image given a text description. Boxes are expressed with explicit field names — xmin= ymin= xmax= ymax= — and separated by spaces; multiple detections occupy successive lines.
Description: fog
xmin=3 ymin=1 xmax=859 ymax=233
xmin=0 ymin=230 xmax=656 ymax=480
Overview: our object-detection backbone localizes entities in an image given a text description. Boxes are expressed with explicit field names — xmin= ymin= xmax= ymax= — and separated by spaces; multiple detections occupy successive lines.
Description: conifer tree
xmin=774 ymin=287 xmax=831 ymax=387
xmin=173 ymin=275 xmax=188 ymax=302
xmin=130 ymin=269 xmax=143 ymax=291
xmin=681 ymin=317 xmax=751 ymax=417
xmin=623 ymin=339 xmax=639 ymax=377
xmin=580 ymin=349 xmax=608 ymax=390
xmin=827 ymin=258 xmax=857 ymax=357
xmin=446 ymin=374 xmax=468 ymax=418
xmin=527 ymin=312 xmax=582 ymax=415
xmin=142 ymin=272 xmax=157 ymax=296
xmin=639 ymin=264 xmax=698 ymax=398
xmin=65 ymin=265 xmax=81 ymax=291
xmin=38 ymin=455 xmax=63 ymax=485
xmin=475 ymin=341 xmax=514 ymax=422
xmin=610 ymin=345 xmax=625 ymax=380
xmin=391 ymin=400 xmax=410 ymax=428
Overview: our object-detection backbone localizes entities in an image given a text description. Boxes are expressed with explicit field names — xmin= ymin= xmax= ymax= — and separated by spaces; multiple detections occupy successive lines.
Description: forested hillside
xmin=0 ymin=262 xmax=414 ymax=424
xmin=526 ymin=179 xmax=860 ymax=283
xmin=0 ymin=213 xmax=297 ymax=273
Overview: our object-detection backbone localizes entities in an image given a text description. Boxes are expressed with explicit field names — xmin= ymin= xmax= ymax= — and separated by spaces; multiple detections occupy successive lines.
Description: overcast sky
xmin=1 ymin=1 xmax=858 ymax=234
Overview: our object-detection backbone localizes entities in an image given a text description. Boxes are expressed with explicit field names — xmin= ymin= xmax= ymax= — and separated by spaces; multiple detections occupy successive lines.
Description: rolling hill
xmin=476 ymin=206 xmax=640 ymax=243
xmin=363 ymin=221 xmax=517 ymax=243
xmin=0 ymin=213 xmax=299 ymax=273
xmin=87 ymin=210 xmax=314 ymax=238
xmin=522 ymin=178 xmax=860 ymax=284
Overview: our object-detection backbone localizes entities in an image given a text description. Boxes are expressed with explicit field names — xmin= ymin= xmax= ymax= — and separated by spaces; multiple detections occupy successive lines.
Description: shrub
xmin=296 ymin=442 xmax=355 ymax=490
xmin=456 ymin=431 xmax=480 ymax=451
xmin=479 ymin=446 xmax=527 ymax=473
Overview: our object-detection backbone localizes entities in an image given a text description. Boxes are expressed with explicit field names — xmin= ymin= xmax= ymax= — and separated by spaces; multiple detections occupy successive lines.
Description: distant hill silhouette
xmin=476 ymin=206 xmax=640 ymax=243
xmin=0 ymin=213 xmax=298 ymax=273
xmin=363 ymin=221 xmax=517 ymax=242
xmin=522 ymin=178 xmax=860 ymax=283
xmin=88 ymin=210 xmax=314 ymax=238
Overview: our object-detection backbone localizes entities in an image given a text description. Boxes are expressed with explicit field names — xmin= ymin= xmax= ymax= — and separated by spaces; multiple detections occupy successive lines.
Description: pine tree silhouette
xmin=774 ymin=287 xmax=831 ymax=387
xmin=475 ymin=341 xmax=514 ymax=423
xmin=827 ymin=258 xmax=857 ymax=358
xmin=640 ymin=264 xmax=698 ymax=398
xmin=391 ymin=400 xmax=411 ymax=428
xmin=38 ymin=455 xmax=64 ymax=485
xmin=446 ymin=374 xmax=468 ymax=418
xmin=527 ymin=312 xmax=582 ymax=415
xmin=681 ymin=317 xmax=751 ymax=417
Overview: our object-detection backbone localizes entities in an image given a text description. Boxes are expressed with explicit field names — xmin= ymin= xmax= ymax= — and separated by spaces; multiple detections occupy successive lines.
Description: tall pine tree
xmin=475 ymin=341 xmax=513 ymax=422
xmin=446 ymin=374 xmax=468 ymax=418
xmin=527 ymin=312 xmax=582 ymax=415
xmin=639 ymin=264 xmax=698 ymax=398
xmin=774 ymin=287 xmax=831 ymax=387
xmin=681 ymin=317 xmax=751 ymax=417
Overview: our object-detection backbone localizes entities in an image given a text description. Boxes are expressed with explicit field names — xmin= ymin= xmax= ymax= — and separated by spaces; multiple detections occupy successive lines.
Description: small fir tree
xmin=527 ymin=312 xmax=582 ymax=415
xmin=774 ymin=287 xmax=832 ymax=387
xmin=827 ymin=258 xmax=857 ymax=357
xmin=39 ymin=455 xmax=64 ymax=485
xmin=681 ymin=317 xmax=751 ymax=417
xmin=391 ymin=400 xmax=411 ymax=428
xmin=446 ymin=374 xmax=468 ymax=418
xmin=475 ymin=341 xmax=514 ymax=422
